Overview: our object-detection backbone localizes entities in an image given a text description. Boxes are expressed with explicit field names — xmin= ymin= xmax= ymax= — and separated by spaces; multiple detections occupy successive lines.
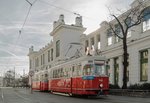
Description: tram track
xmin=0 ymin=88 xmax=149 ymax=103
xmin=0 ymin=88 xmax=4 ymax=103
xmin=0 ymin=88 xmax=32 ymax=103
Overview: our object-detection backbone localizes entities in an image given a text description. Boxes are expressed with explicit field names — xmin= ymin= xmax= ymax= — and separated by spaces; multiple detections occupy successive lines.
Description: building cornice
xmin=50 ymin=24 xmax=86 ymax=36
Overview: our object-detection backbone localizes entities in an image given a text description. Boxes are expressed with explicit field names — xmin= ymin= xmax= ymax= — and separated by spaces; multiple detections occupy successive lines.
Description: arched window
xmin=143 ymin=7 xmax=150 ymax=32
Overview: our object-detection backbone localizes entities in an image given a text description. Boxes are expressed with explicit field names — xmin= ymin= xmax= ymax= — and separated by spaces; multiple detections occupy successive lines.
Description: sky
xmin=0 ymin=0 xmax=134 ymax=76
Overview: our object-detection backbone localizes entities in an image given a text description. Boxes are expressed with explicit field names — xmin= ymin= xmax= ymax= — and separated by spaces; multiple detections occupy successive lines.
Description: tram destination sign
xmin=94 ymin=60 xmax=105 ymax=64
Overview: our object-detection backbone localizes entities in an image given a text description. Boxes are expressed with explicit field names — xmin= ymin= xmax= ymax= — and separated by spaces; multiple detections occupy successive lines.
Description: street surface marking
xmin=0 ymin=88 xmax=4 ymax=103
xmin=14 ymin=90 xmax=33 ymax=102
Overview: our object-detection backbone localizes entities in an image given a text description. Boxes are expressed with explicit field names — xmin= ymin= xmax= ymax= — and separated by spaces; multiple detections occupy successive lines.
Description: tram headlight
xmin=99 ymin=83 xmax=103 ymax=88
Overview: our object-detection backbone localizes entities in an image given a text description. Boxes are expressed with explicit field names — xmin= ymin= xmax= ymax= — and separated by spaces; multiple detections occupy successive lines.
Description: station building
xmin=28 ymin=0 xmax=150 ymax=87
xmin=28 ymin=15 xmax=86 ymax=85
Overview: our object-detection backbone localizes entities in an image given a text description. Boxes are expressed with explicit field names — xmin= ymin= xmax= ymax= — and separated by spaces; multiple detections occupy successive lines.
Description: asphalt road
xmin=0 ymin=87 xmax=150 ymax=103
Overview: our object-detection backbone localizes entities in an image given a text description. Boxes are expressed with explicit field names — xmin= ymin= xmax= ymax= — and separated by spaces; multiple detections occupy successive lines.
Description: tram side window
xmin=64 ymin=68 xmax=66 ymax=77
xmin=72 ymin=66 xmax=76 ymax=77
xmin=58 ymin=69 xmax=60 ymax=78
xmin=55 ymin=70 xmax=57 ymax=78
xmin=83 ymin=64 xmax=93 ymax=76
xmin=56 ymin=69 xmax=59 ymax=78
xmin=54 ymin=70 xmax=57 ymax=78
xmin=53 ymin=70 xmax=56 ymax=78
xmin=41 ymin=75 xmax=43 ymax=81
xmin=49 ymin=71 xmax=52 ymax=79
xmin=95 ymin=64 xmax=106 ymax=75
xmin=36 ymin=75 xmax=38 ymax=81
xmin=60 ymin=68 xmax=63 ymax=77
xmin=53 ymin=71 xmax=54 ymax=78
xmin=76 ymin=65 xmax=81 ymax=76
xmin=45 ymin=74 xmax=48 ymax=80
xmin=54 ymin=70 xmax=56 ymax=78
xmin=64 ymin=68 xmax=69 ymax=77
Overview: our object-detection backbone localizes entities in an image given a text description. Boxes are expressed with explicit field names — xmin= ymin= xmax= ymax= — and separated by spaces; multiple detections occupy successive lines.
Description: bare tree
xmin=108 ymin=0 xmax=150 ymax=89
xmin=3 ymin=70 xmax=15 ymax=87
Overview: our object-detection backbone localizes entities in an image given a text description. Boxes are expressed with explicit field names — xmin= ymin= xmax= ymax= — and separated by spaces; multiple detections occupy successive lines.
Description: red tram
xmin=32 ymin=70 xmax=48 ymax=91
xmin=48 ymin=56 xmax=109 ymax=96
xmin=40 ymin=70 xmax=48 ymax=91
xmin=32 ymin=56 xmax=109 ymax=96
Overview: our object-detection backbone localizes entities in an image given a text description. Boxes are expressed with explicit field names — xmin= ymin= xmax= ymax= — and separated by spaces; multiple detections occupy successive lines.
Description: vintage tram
xmin=48 ymin=56 xmax=109 ymax=96
xmin=32 ymin=55 xmax=109 ymax=96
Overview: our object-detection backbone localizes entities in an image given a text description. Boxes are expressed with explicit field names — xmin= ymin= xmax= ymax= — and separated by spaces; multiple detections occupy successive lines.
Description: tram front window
xmin=83 ymin=64 xmax=93 ymax=76
xmin=95 ymin=64 xmax=106 ymax=75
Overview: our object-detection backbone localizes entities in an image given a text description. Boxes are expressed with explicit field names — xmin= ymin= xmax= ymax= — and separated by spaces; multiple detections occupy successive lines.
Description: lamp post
xmin=29 ymin=70 xmax=34 ymax=94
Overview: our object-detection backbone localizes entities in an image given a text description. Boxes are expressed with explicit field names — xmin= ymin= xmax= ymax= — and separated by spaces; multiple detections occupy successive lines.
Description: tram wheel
xmin=68 ymin=93 xmax=73 ymax=96
xmin=68 ymin=93 xmax=72 ymax=96
xmin=50 ymin=90 xmax=53 ymax=94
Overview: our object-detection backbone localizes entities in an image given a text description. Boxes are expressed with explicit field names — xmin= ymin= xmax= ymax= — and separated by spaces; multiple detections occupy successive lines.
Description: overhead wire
xmin=15 ymin=0 xmax=38 ymax=50
xmin=38 ymin=0 xmax=78 ymax=16
xmin=3 ymin=0 xmax=38 ymax=74
xmin=19 ymin=0 xmax=38 ymax=37
xmin=38 ymin=0 xmax=98 ymax=21
xmin=1 ymin=0 xmax=102 ymax=75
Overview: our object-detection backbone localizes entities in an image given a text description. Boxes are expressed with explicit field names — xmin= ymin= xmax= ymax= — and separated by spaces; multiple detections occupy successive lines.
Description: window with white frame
xmin=125 ymin=17 xmax=132 ymax=38
xmin=98 ymin=42 xmax=101 ymax=50
xmin=127 ymin=30 xmax=131 ymax=38
xmin=51 ymin=48 xmax=53 ymax=61
xmin=143 ymin=19 xmax=150 ymax=31
xmin=107 ymin=29 xmax=113 ymax=46
xmin=30 ymin=59 xmax=32 ymax=69
xmin=115 ymin=24 xmax=121 ymax=43
xmin=97 ymin=34 xmax=101 ymax=49
xmin=85 ymin=40 xmax=89 ymax=52
xmin=143 ymin=7 xmax=150 ymax=32
xmin=43 ymin=54 xmax=45 ymax=64
xmin=48 ymin=50 xmax=50 ymax=62
xmin=140 ymin=50 xmax=148 ymax=81
xmin=90 ymin=37 xmax=95 ymax=49
xmin=108 ymin=37 xmax=112 ymax=45
xmin=41 ymin=55 xmax=42 ymax=65
xmin=56 ymin=40 xmax=60 ymax=57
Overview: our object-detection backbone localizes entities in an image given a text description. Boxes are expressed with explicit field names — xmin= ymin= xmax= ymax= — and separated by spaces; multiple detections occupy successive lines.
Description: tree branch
xmin=109 ymin=23 xmax=123 ymax=39
xmin=124 ymin=10 xmax=132 ymax=29
xmin=112 ymin=15 xmax=125 ymax=36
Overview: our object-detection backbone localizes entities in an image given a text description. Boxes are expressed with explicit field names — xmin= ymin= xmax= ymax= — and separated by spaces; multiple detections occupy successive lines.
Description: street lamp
xmin=29 ymin=70 xmax=34 ymax=94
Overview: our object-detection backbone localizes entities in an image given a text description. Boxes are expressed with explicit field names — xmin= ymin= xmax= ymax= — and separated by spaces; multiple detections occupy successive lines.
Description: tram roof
xmin=49 ymin=55 xmax=106 ymax=70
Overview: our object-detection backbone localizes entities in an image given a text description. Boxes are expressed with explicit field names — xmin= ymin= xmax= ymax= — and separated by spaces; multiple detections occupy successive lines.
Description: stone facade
xmin=28 ymin=0 xmax=150 ymax=87
xmin=81 ymin=0 xmax=150 ymax=87
xmin=28 ymin=15 xmax=86 ymax=85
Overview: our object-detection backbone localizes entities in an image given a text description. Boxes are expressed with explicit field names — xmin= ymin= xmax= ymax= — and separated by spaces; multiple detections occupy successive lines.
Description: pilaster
xmin=118 ymin=56 xmax=123 ymax=87
xmin=110 ymin=58 xmax=114 ymax=84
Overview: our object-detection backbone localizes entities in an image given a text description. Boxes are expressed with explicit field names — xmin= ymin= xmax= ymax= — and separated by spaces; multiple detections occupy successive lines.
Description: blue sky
xmin=0 ymin=0 xmax=134 ymax=76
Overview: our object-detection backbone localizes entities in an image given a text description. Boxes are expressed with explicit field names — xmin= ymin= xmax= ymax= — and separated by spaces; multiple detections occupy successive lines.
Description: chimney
xmin=58 ymin=14 xmax=65 ymax=24
xmin=53 ymin=14 xmax=65 ymax=29
xmin=75 ymin=16 xmax=82 ymax=27
xmin=29 ymin=46 xmax=34 ymax=53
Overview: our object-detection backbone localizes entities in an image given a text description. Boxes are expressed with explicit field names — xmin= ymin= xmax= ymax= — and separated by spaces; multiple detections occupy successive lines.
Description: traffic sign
xmin=29 ymin=70 xmax=34 ymax=77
